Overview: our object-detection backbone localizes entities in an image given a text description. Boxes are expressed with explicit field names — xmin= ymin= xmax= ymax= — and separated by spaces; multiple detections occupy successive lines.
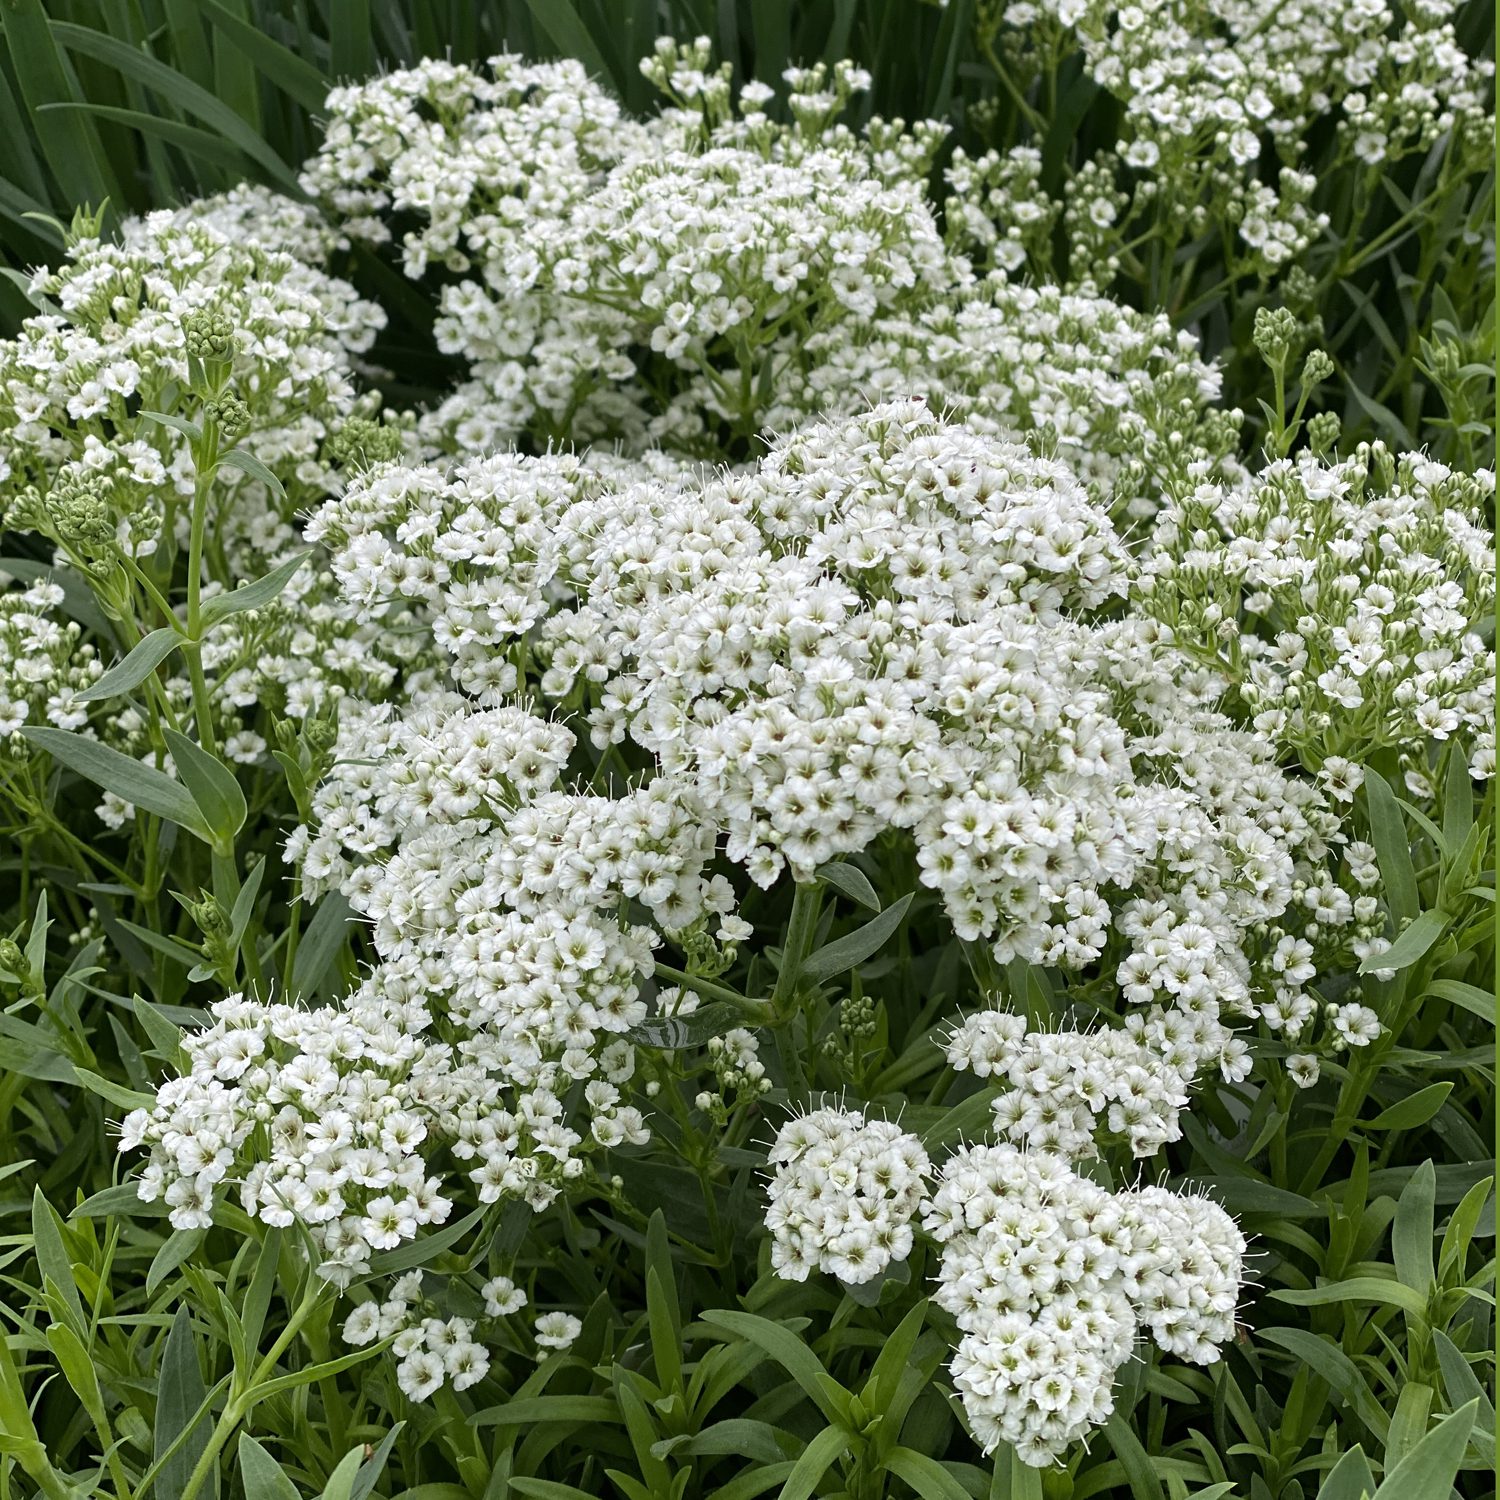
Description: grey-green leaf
xmin=801 ymin=892 xmax=914 ymax=985
xmin=156 ymin=1307 xmax=214 ymax=1500
xmin=163 ymin=729 xmax=246 ymax=848
xmin=200 ymin=549 xmax=312 ymax=629
xmin=21 ymin=727 xmax=211 ymax=842
xmin=76 ymin=627 xmax=182 ymax=704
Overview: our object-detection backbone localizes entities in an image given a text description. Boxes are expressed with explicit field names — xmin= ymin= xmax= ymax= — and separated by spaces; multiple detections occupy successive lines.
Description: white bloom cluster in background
xmin=300 ymin=40 xmax=1233 ymax=506
xmin=0 ymin=194 xmax=386 ymax=569
xmin=986 ymin=0 xmax=1494 ymax=275
xmin=925 ymin=1143 xmax=1244 ymax=1465
xmin=1141 ymin=445 xmax=1497 ymax=789
xmin=765 ymin=1108 xmax=931 ymax=1283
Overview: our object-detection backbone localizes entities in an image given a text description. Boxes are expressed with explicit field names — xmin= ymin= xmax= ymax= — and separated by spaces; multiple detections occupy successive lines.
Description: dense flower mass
xmin=1 ymin=23 xmax=1489 ymax=1495
xmin=925 ymin=1143 xmax=1245 ymax=1463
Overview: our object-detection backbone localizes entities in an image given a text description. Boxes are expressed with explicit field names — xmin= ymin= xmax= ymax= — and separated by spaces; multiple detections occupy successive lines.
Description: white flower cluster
xmin=301 ymin=41 xmax=1233 ymax=501
xmin=765 ymin=1108 xmax=931 ymax=1283
xmin=925 ymin=1143 xmax=1244 ymax=1465
xmin=946 ymin=1011 xmax=1196 ymax=1159
xmin=1141 ymin=446 xmax=1497 ymax=786
xmin=780 ymin=275 xmax=1241 ymax=516
xmin=1002 ymin=0 xmax=1494 ymax=271
xmin=0 ymin=578 xmax=100 ymax=741
xmin=343 ymin=1272 xmax=494 ymax=1400
xmin=0 ymin=194 xmax=385 ymax=568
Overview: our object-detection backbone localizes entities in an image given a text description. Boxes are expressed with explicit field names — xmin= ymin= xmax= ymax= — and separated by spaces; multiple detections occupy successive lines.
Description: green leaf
xmin=1257 ymin=1328 xmax=1389 ymax=1439
xmin=1272 ymin=1277 xmax=1429 ymax=1318
xmin=198 ymin=0 xmax=330 ymax=113
xmin=1101 ymin=1413 xmax=1167 ymax=1500
xmin=73 ymin=1067 xmax=155 ymax=1113
xmin=317 ymin=1446 xmax=366 ymax=1500
xmin=215 ymin=445 xmax=287 ymax=501
xmin=236 ymin=1435 xmax=300 ymax=1500
xmin=21 ymin=727 xmax=211 ymax=841
xmin=779 ymin=1424 xmax=849 ymax=1500
xmin=629 ymin=1000 xmax=746 ymax=1050
xmin=0 ymin=0 xmax=120 ymax=216
xmin=470 ymin=1396 xmax=622 ymax=1429
xmin=147 ymin=1228 xmax=205 ymax=1297
xmin=1365 ymin=769 xmax=1418 ymax=927
xmin=49 ymin=21 xmax=300 ymax=192
xmin=917 ymin=1088 xmax=994 ymax=1151
xmin=350 ymin=1424 xmax=404 ymax=1500
xmin=163 ymin=729 xmax=246 ymax=849
xmin=881 ymin=1448 xmax=972 ymax=1500
xmin=1442 ymin=747 xmax=1474 ymax=855
xmin=156 ymin=1306 xmax=214 ymax=1500
xmin=32 ymin=1189 xmax=85 ymax=1333
xmin=76 ymin=627 xmax=182 ymax=704
xmin=1368 ymin=1083 xmax=1452 ymax=1131
xmin=1392 ymin=1159 xmax=1437 ymax=1294
xmin=288 ymin=890 xmax=354 ymax=1001
xmin=700 ymin=1310 xmax=852 ymax=1427
xmin=201 ymin=549 xmax=312 ymax=628
xmin=1432 ymin=1330 xmax=1496 ymax=1433
xmin=1369 ymin=1400 xmax=1479 ymax=1500
xmin=1316 ymin=1446 xmax=1379 ymax=1500
xmin=801 ymin=892 xmax=914 ymax=984
xmin=518 ymin=0 xmax=614 ymax=84
xmin=815 ymin=861 xmax=880 ymax=911
xmin=1426 ymin=979 xmax=1494 ymax=1022
xmin=138 ymin=409 xmax=205 ymax=442
xmin=1360 ymin=909 xmax=1447 ymax=975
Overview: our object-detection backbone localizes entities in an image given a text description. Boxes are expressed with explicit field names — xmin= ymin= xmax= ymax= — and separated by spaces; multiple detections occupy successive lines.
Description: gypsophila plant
xmin=0 ymin=13 xmax=1492 ymax=1500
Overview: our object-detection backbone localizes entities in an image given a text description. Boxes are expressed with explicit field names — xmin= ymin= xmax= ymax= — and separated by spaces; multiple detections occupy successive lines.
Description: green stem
xmin=651 ymin=960 xmax=773 ymax=1022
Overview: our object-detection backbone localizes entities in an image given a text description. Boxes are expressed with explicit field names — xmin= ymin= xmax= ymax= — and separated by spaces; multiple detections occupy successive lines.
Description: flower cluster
xmin=1140 ymin=445 xmax=1497 ymax=788
xmin=765 ymin=1107 xmax=931 ymax=1283
xmin=0 ymin=195 xmax=386 ymax=569
xmin=925 ymin=1143 xmax=1244 ymax=1464
xmin=991 ymin=0 xmax=1494 ymax=274
xmin=0 ymin=577 xmax=100 ymax=741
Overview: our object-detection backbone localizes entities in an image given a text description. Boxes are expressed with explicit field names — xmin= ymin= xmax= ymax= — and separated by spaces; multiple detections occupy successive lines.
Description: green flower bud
xmin=1300 ymin=349 xmax=1335 ymax=386
xmin=1306 ymin=411 xmax=1341 ymax=457
xmin=48 ymin=472 xmax=116 ymax=554
xmin=183 ymin=307 xmax=236 ymax=360
xmin=1253 ymin=306 xmax=1298 ymax=366
xmin=325 ymin=416 xmax=404 ymax=473
xmin=0 ymin=938 xmax=25 ymax=979
xmin=207 ymin=391 xmax=251 ymax=438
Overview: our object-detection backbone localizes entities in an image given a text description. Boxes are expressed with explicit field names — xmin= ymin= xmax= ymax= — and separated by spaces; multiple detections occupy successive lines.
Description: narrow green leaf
xmin=215 ymin=445 xmax=287 ymax=501
xmin=73 ymin=1067 xmax=155 ymax=1113
xmin=201 ymin=549 xmax=312 ymax=628
xmin=76 ymin=627 xmax=182 ymax=704
xmin=198 ymin=0 xmax=330 ymax=112
xmin=21 ymin=726 xmax=211 ymax=841
xmin=1360 ymin=909 xmax=1447 ymax=975
xmin=815 ymin=860 xmax=880 ymax=912
xmin=1316 ymin=1446 xmax=1379 ymax=1500
xmin=32 ymin=1189 xmax=85 ymax=1332
xmin=49 ymin=21 xmax=299 ymax=192
xmin=163 ymin=729 xmax=247 ymax=848
xmin=1272 ymin=1277 xmax=1429 ymax=1318
xmin=1369 ymin=1400 xmax=1479 ymax=1500
xmin=156 ymin=1307 xmax=213 ymax=1500
xmin=1392 ymin=1160 xmax=1437 ymax=1294
xmin=518 ymin=0 xmax=614 ymax=83
xmin=1365 ymin=769 xmax=1418 ymax=926
xmin=780 ymin=1424 xmax=848 ymax=1500
xmin=236 ymin=1435 xmax=300 ymax=1500
xmin=1368 ymin=1082 xmax=1453 ymax=1131
xmin=700 ymin=1310 xmax=852 ymax=1427
xmin=288 ymin=890 xmax=354 ymax=1001
xmin=801 ymin=892 xmax=914 ymax=984
xmin=881 ymin=1448 xmax=971 ymax=1500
